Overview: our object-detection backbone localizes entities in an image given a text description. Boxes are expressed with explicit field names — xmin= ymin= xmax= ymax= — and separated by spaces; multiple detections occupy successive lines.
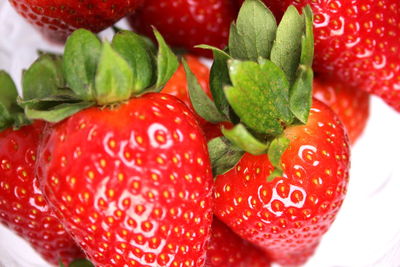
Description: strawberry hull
xmin=36 ymin=93 xmax=214 ymax=266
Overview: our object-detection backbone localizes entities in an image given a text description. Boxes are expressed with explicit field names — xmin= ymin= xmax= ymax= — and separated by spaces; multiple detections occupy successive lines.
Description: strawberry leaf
xmin=18 ymin=29 xmax=178 ymax=123
xmin=22 ymin=54 xmax=65 ymax=101
xmin=153 ymin=29 xmax=179 ymax=91
xmin=0 ymin=71 xmax=18 ymax=113
xmin=0 ymin=71 xmax=27 ymax=130
xmin=267 ymin=136 xmax=290 ymax=181
xmin=204 ymin=46 xmax=232 ymax=119
xmin=208 ymin=136 xmax=245 ymax=176
xmin=225 ymin=59 xmax=292 ymax=135
xmin=19 ymin=53 xmax=95 ymax=123
xmin=19 ymin=94 xmax=81 ymax=106
xmin=112 ymin=30 xmax=156 ymax=93
xmin=0 ymin=104 xmax=11 ymax=131
xmin=300 ymin=5 xmax=314 ymax=67
xmin=229 ymin=0 xmax=277 ymax=61
xmin=222 ymin=123 xmax=269 ymax=155
xmin=63 ymin=29 xmax=101 ymax=101
xmin=25 ymin=102 xmax=93 ymax=123
xmin=94 ymin=42 xmax=134 ymax=105
xmin=59 ymin=259 xmax=94 ymax=267
xmin=270 ymin=6 xmax=304 ymax=84
xmin=69 ymin=259 xmax=94 ymax=267
xmin=290 ymin=65 xmax=313 ymax=123
xmin=183 ymin=58 xmax=227 ymax=123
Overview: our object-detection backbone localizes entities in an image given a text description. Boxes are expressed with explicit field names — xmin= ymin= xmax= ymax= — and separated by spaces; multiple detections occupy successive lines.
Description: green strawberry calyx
xmin=19 ymin=28 xmax=179 ymax=123
xmin=0 ymin=71 xmax=30 ymax=131
xmin=186 ymin=0 xmax=314 ymax=179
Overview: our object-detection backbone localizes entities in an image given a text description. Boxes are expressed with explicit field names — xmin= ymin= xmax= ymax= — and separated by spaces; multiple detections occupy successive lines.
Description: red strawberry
xmin=8 ymin=0 xmax=145 ymax=42
xmin=190 ymin=2 xmax=351 ymax=266
xmin=313 ymin=75 xmax=370 ymax=145
xmin=213 ymin=99 xmax=350 ymax=266
xmin=0 ymin=72 xmax=83 ymax=266
xmin=128 ymin=0 xmax=239 ymax=57
xmin=23 ymin=30 xmax=214 ymax=266
xmin=37 ymin=93 xmax=213 ymax=266
xmin=162 ymin=55 xmax=228 ymax=141
xmin=263 ymin=0 xmax=400 ymax=112
xmin=206 ymin=217 xmax=271 ymax=267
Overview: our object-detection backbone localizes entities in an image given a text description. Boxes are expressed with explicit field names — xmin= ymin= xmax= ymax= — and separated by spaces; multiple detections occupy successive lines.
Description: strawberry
xmin=313 ymin=75 xmax=370 ymax=145
xmin=261 ymin=0 xmax=400 ymax=112
xmin=21 ymin=29 xmax=213 ymax=266
xmin=185 ymin=1 xmax=350 ymax=265
xmin=37 ymin=94 xmax=213 ymax=266
xmin=0 ymin=71 xmax=84 ymax=266
xmin=206 ymin=217 xmax=271 ymax=267
xmin=128 ymin=0 xmax=239 ymax=58
xmin=8 ymin=0 xmax=144 ymax=43
xmin=213 ymin=99 xmax=350 ymax=266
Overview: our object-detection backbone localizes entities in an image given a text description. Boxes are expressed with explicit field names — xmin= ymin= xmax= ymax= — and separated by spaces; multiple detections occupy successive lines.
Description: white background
xmin=1 ymin=1 xmax=400 ymax=266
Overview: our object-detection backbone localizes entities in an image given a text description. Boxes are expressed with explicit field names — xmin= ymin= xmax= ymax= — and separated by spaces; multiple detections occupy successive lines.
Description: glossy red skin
xmin=128 ymin=0 xmax=239 ymax=58
xmin=37 ymin=93 xmax=214 ymax=266
xmin=8 ymin=0 xmax=144 ymax=42
xmin=214 ymin=99 xmax=350 ymax=266
xmin=266 ymin=0 xmax=400 ymax=111
xmin=206 ymin=217 xmax=271 ymax=267
xmin=0 ymin=121 xmax=83 ymax=266
xmin=162 ymin=55 xmax=226 ymax=141
xmin=313 ymin=75 xmax=370 ymax=145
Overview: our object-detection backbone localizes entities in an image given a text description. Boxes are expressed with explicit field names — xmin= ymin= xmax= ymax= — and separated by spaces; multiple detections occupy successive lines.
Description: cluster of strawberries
xmin=1 ymin=0 xmax=399 ymax=266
